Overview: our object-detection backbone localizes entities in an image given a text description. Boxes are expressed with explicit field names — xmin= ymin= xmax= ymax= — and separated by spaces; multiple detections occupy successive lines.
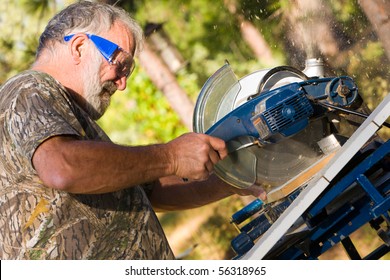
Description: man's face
xmin=82 ymin=49 xmax=117 ymax=120
xmin=79 ymin=22 xmax=135 ymax=120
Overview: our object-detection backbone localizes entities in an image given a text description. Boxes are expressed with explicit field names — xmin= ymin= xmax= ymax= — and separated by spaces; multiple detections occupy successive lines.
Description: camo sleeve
xmin=6 ymin=72 xmax=82 ymax=166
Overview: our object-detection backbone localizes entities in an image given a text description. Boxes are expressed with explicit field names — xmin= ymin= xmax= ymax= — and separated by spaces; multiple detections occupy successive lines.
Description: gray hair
xmin=36 ymin=0 xmax=143 ymax=57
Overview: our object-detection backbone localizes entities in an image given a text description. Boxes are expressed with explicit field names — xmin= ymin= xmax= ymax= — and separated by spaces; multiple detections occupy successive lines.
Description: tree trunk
xmin=138 ymin=42 xmax=194 ymax=130
xmin=224 ymin=0 xmax=277 ymax=66
xmin=358 ymin=0 xmax=390 ymax=62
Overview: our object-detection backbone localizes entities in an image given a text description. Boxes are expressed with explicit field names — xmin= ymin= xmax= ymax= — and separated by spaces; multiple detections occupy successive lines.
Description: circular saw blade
xmin=193 ymin=64 xmax=326 ymax=190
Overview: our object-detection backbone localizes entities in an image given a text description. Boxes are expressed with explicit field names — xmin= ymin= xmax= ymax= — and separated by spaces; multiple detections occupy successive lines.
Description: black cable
xmin=316 ymin=101 xmax=390 ymax=129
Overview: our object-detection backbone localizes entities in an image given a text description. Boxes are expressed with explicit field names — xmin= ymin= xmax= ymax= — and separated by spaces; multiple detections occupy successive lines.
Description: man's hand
xmin=232 ymin=184 xmax=267 ymax=201
xmin=165 ymin=132 xmax=228 ymax=181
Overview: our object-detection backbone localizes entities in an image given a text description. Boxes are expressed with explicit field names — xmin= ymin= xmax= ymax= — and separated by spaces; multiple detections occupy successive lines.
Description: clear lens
xmin=111 ymin=49 xmax=135 ymax=78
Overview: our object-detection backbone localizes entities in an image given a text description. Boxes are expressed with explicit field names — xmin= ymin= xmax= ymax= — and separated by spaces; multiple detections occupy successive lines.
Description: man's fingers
xmin=249 ymin=185 xmax=267 ymax=200
xmin=169 ymin=133 xmax=229 ymax=180
xmin=205 ymin=135 xmax=228 ymax=160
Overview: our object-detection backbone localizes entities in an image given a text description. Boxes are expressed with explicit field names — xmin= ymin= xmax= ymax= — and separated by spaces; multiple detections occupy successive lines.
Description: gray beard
xmin=82 ymin=58 xmax=117 ymax=120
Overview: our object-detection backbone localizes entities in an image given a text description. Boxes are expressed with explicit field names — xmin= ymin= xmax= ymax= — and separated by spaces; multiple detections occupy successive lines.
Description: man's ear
xmin=68 ymin=34 xmax=89 ymax=65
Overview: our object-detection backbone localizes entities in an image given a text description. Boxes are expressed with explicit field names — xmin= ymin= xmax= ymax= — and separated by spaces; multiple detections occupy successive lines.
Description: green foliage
xmin=133 ymin=0 xmax=282 ymax=81
xmin=21 ymin=0 xmax=53 ymax=17
xmin=0 ymin=0 xmax=60 ymax=83
xmin=98 ymin=68 xmax=188 ymax=145
xmin=330 ymin=0 xmax=364 ymax=23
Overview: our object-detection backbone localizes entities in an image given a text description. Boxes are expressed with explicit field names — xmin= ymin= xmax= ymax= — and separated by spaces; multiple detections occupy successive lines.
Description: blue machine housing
xmin=205 ymin=76 xmax=359 ymax=145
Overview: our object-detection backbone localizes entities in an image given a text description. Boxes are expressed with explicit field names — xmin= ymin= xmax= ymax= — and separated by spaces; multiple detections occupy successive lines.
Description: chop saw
xmin=193 ymin=59 xmax=390 ymax=259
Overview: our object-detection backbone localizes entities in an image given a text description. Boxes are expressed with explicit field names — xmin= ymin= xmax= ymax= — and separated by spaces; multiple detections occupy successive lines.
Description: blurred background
xmin=1 ymin=0 xmax=389 ymax=259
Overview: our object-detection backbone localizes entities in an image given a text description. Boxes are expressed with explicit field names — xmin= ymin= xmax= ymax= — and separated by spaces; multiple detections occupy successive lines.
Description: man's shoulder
xmin=1 ymin=70 xmax=61 ymax=99
xmin=2 ymin=70 xmax=56 ymax=88
xmin=1 ymin=70 xmax=70 ymax=110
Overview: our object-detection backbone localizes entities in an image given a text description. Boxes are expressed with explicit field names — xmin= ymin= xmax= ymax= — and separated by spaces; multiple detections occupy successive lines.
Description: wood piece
xmin=266 ymin=152 xmax=336 ymax=203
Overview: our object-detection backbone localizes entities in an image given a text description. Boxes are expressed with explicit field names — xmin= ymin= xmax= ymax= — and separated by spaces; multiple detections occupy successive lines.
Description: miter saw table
xmin=193 ymin=60 xmax=390 ymax=260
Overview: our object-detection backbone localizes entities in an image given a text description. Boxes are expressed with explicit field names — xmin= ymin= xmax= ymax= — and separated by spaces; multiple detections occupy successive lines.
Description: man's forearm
xmin=32 ymin=136 xmax=174 ymax=194
xmin=32 ymin=133 xmax=228 ymax=194
xmin=150 ymin=174 xmax=267 ymax=212
xmin=149 ymin=174 xmax=237 ymax=212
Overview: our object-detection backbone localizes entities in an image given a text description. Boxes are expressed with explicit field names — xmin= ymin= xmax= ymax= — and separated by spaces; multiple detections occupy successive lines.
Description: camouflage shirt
xmin=0 ymin=70 xmax=174 ymax=259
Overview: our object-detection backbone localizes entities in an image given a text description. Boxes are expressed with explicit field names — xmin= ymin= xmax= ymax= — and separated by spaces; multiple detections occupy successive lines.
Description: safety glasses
xmin=64 ymin=33 xmax=135 ymax=78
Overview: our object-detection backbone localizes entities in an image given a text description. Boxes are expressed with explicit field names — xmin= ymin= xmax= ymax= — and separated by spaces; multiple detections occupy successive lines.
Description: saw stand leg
xmin=366 ymin=216 xmax=390 ymax=259
xmin=341 ymin=237 xmax=361 ymax=260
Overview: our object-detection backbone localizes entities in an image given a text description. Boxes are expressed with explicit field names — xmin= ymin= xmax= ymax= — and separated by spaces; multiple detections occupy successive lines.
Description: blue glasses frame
xmin=64 ymin=33 xmax=135 ymax=77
